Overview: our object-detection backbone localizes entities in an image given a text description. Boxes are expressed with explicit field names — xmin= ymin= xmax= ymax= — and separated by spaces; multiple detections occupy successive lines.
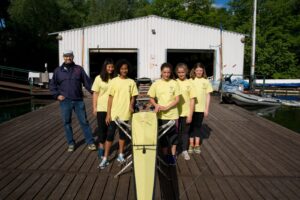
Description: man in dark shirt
xmin=50 ymin=50 xmax=96 ymax=152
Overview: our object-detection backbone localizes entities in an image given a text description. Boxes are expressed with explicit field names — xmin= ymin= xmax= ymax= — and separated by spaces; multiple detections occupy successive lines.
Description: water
xmin=245 ymin=95 xmax=300 ymax=134
xmin=0 ymin=90 xmax=54 ymax=124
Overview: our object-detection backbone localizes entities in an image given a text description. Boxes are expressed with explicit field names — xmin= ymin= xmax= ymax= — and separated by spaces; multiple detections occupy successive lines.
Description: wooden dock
xmin=0 ymin=96 xmax=299 ymax=199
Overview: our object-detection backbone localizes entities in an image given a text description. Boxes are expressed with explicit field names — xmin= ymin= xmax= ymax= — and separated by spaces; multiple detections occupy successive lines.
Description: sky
xmin=213 ymin=0 xmax=230 ymax=8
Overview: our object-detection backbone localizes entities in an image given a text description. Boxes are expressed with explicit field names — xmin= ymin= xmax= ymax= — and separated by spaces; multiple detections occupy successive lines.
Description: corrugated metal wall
xmin=58 ymin=15 xmax=245 ymax=81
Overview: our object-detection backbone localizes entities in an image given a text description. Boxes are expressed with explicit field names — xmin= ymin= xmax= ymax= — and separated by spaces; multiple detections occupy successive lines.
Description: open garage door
xmin=167 ymin=49 xmax=214 ymax=78
xmin=89 ymin=49 xmax=138 ymax=80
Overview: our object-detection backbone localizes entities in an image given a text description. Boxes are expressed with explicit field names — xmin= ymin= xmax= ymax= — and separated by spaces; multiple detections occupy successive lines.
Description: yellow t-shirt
xmin=109 ymin=76 xmax=138 ymax=121
xmin=91 ymin=75 xmax=111 ymax=112
xmin=191 ymin=77 xmax=213 ymax=112
xmin=176 ymin=79 xmax=196 ymax=117
xmin=147 ymin=79 xmax=180 ymax=120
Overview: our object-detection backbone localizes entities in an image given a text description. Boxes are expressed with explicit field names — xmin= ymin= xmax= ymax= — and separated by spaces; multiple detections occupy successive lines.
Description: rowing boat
xmin=132 ymin=112 xmax=157 ymax=200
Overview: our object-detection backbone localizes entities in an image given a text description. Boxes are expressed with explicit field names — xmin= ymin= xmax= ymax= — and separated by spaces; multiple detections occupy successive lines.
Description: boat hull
xmin=223 ymin=91 xmax=282 ymax=106
xmin=132 ymin=112 xmax=157 ymax=200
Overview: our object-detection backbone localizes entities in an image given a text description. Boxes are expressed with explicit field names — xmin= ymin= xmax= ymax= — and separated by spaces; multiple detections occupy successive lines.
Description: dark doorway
xmin=89 ymin=49 xmax=138 ymax=81
xmin=167 ymin=49 xmax=214 ymax=78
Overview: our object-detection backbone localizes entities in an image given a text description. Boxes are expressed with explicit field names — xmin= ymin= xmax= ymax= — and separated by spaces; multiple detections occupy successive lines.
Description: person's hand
xmin=57 ymin=95 xmax=65 ymax=101
xmin=204 ymin=110 xmax=209 ymax=117
xmin=93 ymin=109 xmax=97 ymax=116
xmin=129 ymin=106 xmax=134 ymax=113
xmin=186 ymin=115 xmax=192 ymax=124
xmin=158 ymin=106 xmax=167 ymax=111
xmin=105 ymin=114 xmax=111 ymax=125
xmin=154 ymin=105 xmax=160 ymax=113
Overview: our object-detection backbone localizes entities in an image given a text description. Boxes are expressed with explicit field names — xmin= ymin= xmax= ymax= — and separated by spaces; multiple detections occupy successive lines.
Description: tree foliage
xmin=1 ymin=0 xmax=299 ymax=78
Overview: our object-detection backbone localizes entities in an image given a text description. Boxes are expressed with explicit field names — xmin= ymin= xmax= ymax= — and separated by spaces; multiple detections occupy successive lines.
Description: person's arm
xmin=129 ymin=96 xmax=136 ymax=113
xmin=204 ymin=93 xmax=211 ymax=117
xmin=92 ymin=92 xmax=99 ymax=116
xmin=149 ymin=98 xmax=160 ymax=113
xmin=187 ymin=98 xmax=195 ymax=124
xmin=49 ymin=70 xmax=64 ymax=101
xmin=105 ymin=95 xmax=113 ymax=125
xmin=81 ymin=68 xmax=92 ymax=94
xmin=159 ymin=96 xmax=179 ymax=111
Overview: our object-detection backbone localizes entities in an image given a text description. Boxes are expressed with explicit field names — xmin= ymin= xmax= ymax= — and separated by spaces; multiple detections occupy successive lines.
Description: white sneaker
xmin=99 ymin=158 xmax=109 ymax=169
xmin=182 ymin=151 xmax=190 ymax=160
xmin=117 ymin=154 xmax=125 ymax=163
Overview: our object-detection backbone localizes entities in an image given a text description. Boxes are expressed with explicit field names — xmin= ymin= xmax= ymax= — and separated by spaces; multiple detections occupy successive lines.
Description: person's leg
xmin=103 ymin=122 xmax=117 ymax=158
xmin=97 ymin=112 xmax=108 ymax=158
xmin=59 ymin=99 xmax=74 ymax=145
xmin=181 ymin=117 xmax=190 ymax=151
xmin=99 ymin=122 xmax=117 ymax=169
xmin=73 ymin=100 xmax=94 ymax=145
xmin=194 ymin=112 xmax=204 ymax=154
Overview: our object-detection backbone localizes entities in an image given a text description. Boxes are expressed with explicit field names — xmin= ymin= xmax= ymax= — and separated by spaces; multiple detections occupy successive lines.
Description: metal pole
xmin=250 ymin=0 xmax=257 ymax=89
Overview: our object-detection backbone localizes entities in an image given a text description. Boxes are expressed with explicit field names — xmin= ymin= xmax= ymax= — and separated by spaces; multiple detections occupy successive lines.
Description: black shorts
xmin=158 ymin=119 xmax=178 ymax=148
xmin=95 ymin=112 xmax=108 ymax=144
xmin=177 ymin=117 xmax=191 ymax=135
xmin=106 ymin=121 xmax=129 ymax=142
xmin=190 ymin=112 xmax=204 ymax=138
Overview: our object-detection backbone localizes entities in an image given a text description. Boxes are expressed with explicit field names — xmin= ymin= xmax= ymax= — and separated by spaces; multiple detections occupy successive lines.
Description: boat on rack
xmin=221 ymin=78 xmax=300 ymax=107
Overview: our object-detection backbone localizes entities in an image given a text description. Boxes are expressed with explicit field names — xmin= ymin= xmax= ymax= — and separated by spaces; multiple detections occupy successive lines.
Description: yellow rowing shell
xmin=132 ymin=112 xmax=157 ymax=200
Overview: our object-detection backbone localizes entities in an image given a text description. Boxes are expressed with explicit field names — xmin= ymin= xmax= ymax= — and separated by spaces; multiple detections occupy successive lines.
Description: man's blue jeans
xmin=59 ymin=99 xmax=94 ymax=145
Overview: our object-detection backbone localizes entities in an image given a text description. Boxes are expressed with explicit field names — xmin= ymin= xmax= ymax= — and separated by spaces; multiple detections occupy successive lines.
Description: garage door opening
xmin=167 ymin=49 xmax=214 ymax=78
xmin=89 ymin=49 xmax=138 ymax=80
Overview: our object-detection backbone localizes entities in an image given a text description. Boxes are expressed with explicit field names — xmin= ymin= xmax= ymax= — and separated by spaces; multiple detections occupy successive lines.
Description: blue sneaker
xmin=99 ymin=158 xmax=109 ymax=169
xmin=168 ymin=155 xmax=177 ymax=166
xmin=117 ymin=154 xmax=125 ymax=163
xmin=98 ymin=148 xmax=104 ymax=159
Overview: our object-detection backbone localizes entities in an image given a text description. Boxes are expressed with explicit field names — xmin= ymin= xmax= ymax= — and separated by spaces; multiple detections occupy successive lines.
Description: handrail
xmin=0 ymin=65 xmax=39 ymax=82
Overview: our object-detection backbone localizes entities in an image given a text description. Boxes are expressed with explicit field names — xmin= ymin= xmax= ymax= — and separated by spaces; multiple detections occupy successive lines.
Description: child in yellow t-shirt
xmin=99 ymin=59 xmax=138 ymax=169
xmin=189 ymin=63 xmax=213 ymax=154
xmin=148 ymin=63 xmax=180 ymax=165
xmin=175 ymin=63 xmax=196 ymax=160
xmin=92 ymin=58 xmax=115 ymax=159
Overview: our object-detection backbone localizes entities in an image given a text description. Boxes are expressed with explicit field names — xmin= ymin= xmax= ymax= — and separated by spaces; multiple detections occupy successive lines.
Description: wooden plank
xmin=115 ymin=173 xmax=131 ymax=200
xmin=0 ymin=172 xmax=31 ymax=199
xmin=204 ymin=177 xmax=225 ymax=200
xmin=200 ymin=145 xmax=223 ymax=176
xmin=258 ymin=178 xmax=289 ymax=199
xmin=232 ymin=122 xmax=297 ymax=176
xmin=226 ymin=177 xmax=251 ymax=200
xmin=208 ymin=121 xmax=271 ymax=176
xmin=193 ymin=153 xmax=213 ymax=175
xmin=47 ymin=174 xmax=76 ymax=199
xmin=237 ymin=178 xmax=264 ymax=200
xmin=100 ymin=175 xmax=118 ymax=200
xmin=177 ymin=176 xmax=188 ymax=200
xmin=212 ymin=134 xmax=253 ymax=176
xmin=5 ymin=173 xmax=40 ymax=199
xmin=284 ymin=180 xmax=300 ymax=198
xmin=88 ymin=174 xmax=109 ymax=200
xmin=247 ymin=178 xmax=276 ymax=200
xmin=127 ymin=174 xmax=136 ymax=200
xmin=62 ymin=174 xmax=86 ymax=200
xmin=215 ymin=177 xmax=238 ymax=200
xmin=181 ymin=177 xmax=200 ymax=200
xmin=33 ymin=173 xmax=64 ymax=199
xmin=271 ymin=179 xmax=299 ymax=200
xmin=0 ymin=171 xmax=21 ymax=191
xmin=21 ymin=173 xmax=53 ymax=199
xmin=195 ymin=177 xmax=213 ymax=200
xmin=74 ymin=175 xmax=97 ymax=200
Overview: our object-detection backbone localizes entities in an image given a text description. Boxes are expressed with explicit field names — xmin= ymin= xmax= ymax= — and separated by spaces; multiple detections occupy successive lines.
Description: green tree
xmin=228 ymin=0 xmax=300 ymax=78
